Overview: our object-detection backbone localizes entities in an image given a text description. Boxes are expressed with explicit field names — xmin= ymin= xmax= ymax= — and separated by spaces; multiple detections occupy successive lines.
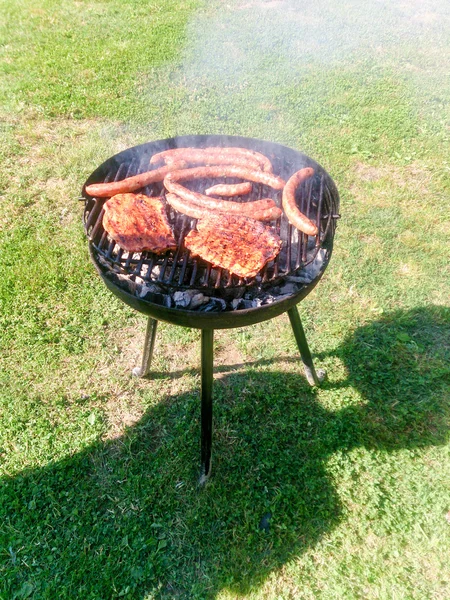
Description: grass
xmin=1 ymin=0 xmax=450 ymax=598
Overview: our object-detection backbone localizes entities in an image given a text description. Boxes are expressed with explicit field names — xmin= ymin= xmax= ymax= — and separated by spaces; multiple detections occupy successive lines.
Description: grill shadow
xmin=2 ymin=306 xmax=448 ymax=598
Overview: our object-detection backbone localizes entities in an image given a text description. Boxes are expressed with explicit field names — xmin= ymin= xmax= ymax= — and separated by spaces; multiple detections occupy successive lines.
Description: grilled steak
xmin=184 ymin=214 xmax=282 ymax=278
xmin=102 ymin=193 xmax=177 ymax=253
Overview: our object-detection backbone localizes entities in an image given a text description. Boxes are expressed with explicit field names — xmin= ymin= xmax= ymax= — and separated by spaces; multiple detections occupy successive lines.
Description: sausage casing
xmin=166 ymin=194 xmax=282 ymax=222
xmin=150 ymin=147 xmax=273 ymax=172
xmin=282 ymin=167 xmax=318 ymax=236
xmin=205 ymin=182 xmax=253 ymax=197
xmin=85 ymin=162 xmax=187 ymax=198
xmin=165 ymin=165 xmax=285 ymax=190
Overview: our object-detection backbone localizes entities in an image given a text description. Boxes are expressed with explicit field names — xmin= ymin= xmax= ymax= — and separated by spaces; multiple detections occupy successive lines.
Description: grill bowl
xmin=83 ymin=135 xmax=339 ymax=329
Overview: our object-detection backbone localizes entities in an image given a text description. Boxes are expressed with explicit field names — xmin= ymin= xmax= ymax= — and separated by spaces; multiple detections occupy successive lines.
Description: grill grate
xmin=83 ymin=140 xmax=339 ymax=294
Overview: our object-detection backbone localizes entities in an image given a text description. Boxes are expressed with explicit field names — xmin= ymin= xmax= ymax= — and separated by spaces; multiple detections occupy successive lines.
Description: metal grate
xmin=83 ymin=143 xmax=339 ymax=293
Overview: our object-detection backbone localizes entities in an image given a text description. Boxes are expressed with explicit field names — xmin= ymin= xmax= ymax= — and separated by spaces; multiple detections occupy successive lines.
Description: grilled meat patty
xmin=184 ymin=214 xmax=282 ymax=279
xmin=102 ymin=193 xmax=177 ymax=253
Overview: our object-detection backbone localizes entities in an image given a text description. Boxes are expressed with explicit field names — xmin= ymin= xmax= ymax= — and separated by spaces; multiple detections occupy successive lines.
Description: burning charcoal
xmin=138 ymin=285 xmax=172 ymax=307
xmin=106 ymin=272 xmax=138 ymax=294
xmin=213 ymin=298 xmax=227 ymax=311
xmin=173 ymin=290 xmax=210 ymax=309
xmin=232 ymin=298 xmax=253 ymax=310
xmin=163 ymin=295 xmax=173 ymax=308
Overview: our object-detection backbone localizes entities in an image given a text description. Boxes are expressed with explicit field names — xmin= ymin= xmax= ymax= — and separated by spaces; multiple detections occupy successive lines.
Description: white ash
xmin=173 ymin=290 xmax=210 ymax=310
xmin=190 ymin=293 xmax=210 ymax=309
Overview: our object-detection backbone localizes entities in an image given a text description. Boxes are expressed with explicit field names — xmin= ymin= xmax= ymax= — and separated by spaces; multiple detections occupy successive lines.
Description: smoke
xmin=147 ymin=0 xmax=449 ymax=145
xmin=178 ymin=0 xmax=448 ymax=82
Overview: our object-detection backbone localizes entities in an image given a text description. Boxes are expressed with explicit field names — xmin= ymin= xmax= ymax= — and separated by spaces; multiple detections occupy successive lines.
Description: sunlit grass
xmin=1 ymin=0 xmax=449 ymax=598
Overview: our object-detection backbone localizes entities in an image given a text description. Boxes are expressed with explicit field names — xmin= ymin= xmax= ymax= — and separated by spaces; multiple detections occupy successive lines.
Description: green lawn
xmin=0 ymin=0 xmax=449 ymax=598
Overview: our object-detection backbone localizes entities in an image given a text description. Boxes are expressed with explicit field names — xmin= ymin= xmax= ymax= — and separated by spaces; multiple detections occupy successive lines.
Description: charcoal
xmin=190 ymin=293 xmax=210 ymax=309
xmin=279 ymin=282 xmax=297 ymax=295
xmin=139 ymin=283 xmax=165 ymax=298
xmin=174 ymin=291 xmax=194 ymax=308
xmin=198 ymin=297 xmax=227 ymax=312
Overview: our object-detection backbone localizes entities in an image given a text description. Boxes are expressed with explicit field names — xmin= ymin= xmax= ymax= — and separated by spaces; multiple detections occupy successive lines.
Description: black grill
xmin=81 ymin=135 xmax=340 ymax=483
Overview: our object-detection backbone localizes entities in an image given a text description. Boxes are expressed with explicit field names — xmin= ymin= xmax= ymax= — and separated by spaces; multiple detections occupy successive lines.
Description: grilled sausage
xmin=164 ymin=179 xmax=275 ymax=215
xmin=84 ymin=161 xmax=187 ymax=198
xmin=165 ymin=165 xmax=285 ymax=190
xmin=151 ymin=147 xmax=273 ymax=172
xmin=166 ymin=193 xmax=282 ymax=222
xmin=164 ymin=152 xmax=261 ymax=171
xmin=205 ymin=182 xmax=253 ymax=197
xmin=282 ymin=167 xmax=318 ymax=236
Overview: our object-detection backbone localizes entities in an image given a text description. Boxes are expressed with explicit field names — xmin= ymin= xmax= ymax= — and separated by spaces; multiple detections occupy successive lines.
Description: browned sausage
xmin=165 ymin=165 xmax=285 ymax=190
xmin=164 ymin=152 xmax=262 ymax=171
xmin=84 ymin=162 xmax=187 ymax=198
xmin=164 ymin=178 xmax=277 ymax=213
xmin=166 ymin=193 xmax=282 ymax=222
xmin=282 ymin=168 xmax=318 ymax=236
xmin=205 ymin=182 xmax=253 ymax=197
xmin=150 ymin=147 xmax=273 ymax=172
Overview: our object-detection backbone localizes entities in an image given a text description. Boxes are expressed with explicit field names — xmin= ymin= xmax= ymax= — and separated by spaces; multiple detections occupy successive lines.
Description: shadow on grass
xmin=1 ymin=305 xmax=449 ymax=599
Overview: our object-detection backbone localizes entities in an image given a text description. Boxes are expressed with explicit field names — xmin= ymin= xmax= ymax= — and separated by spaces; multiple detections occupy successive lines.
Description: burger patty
xmin=184 ymin=214 xmax=282 ymax=279
xmin=102 ymin=193 xmax=177 ymax=254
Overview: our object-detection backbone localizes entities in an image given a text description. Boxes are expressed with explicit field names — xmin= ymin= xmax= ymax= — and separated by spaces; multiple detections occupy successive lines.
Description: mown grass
xmin=1 ymin=0 xmax=450 ymax=598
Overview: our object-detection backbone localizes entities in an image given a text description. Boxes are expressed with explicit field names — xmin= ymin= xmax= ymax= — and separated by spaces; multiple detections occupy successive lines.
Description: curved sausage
xmin=150 ymin=147 xmax=273 ymax=172
xmin=84 ymin=161 xmax=187 ymax=198
xmin=165 ymin=165 xmax=285 ymax=190
xmin=205 ymin=182 xmax=252 ymax=197
xmin=282 ymin=168 xmax=318 ymax=236
xmin=164 ymin=152 xmax=262 ymax=171
xmin=166 ymin=194 xmax=282 ymax=222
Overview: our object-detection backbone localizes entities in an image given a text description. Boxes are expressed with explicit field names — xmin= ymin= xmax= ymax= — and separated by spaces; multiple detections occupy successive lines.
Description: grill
xmin=82 ymin=134 xmax=340 ymax=483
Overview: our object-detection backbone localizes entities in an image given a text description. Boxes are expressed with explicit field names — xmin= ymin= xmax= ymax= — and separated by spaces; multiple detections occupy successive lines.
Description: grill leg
xmin=287 ymin=306 xmax=326 ymax=386
xmin=132 ymin=317 xmax=158 ymax=378
xmin=199 ymin=328 xmax=214 ymax=485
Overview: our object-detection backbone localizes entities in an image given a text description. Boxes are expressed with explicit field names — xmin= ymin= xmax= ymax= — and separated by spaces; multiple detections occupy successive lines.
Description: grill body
xmin=82 ymin=135 xmax=340 ymax=482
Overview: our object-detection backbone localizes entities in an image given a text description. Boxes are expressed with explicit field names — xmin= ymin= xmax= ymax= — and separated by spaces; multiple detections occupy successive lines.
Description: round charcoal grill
xmin=82 ymin=135 xmax=340 ymax=482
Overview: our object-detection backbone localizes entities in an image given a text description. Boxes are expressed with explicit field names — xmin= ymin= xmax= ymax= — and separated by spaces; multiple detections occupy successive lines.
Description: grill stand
xmin=132 ymin=318 xmax=158 ymax=378
xmin=287 ymin=306 xmax=326 ymax=386
xmin=200 ymin=329 xmax=214 ymax=485
xmin=134 ymin=308 xmax=324 ymax=484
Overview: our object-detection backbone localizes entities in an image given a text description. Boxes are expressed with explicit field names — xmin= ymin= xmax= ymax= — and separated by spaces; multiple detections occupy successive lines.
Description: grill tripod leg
xmin=199 ymin=328 xmax=214 ymax=485
xmin=287 ymin=306 xmax=326 ymax=386
xmin=132 ymin=317 xmax=158 ymax=378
